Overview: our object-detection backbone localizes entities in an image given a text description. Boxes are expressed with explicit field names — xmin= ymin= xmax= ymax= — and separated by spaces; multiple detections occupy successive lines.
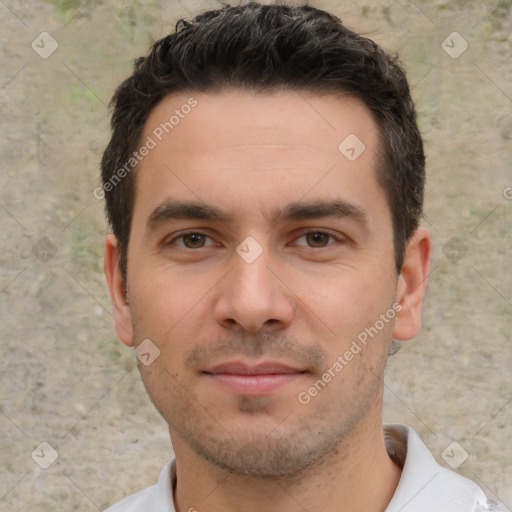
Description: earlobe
xmin=104 ymin=234 xmax=134 ymax=346
xmin=392 ymin=227 xmax=432 ymax=342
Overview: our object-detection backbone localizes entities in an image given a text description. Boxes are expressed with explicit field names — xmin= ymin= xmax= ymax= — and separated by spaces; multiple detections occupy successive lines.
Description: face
xmin=105 ymin=89 xmax=430 ymax=476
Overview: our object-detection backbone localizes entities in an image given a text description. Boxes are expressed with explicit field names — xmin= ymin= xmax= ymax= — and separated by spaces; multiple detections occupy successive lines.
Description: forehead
xmin=142 ymin=88 xmax=377 ymax=155
xmin=133 ymin=89 xmax=382 ymax=218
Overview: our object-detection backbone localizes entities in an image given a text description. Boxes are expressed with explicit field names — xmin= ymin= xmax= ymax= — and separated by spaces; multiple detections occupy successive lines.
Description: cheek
xmin=130 ymin=266 xmax=215 ymax=337
xmin=290 ymin=268 xmax=387 ymax=334
xmin=129 ymin=279 xmax=218 ymax=396
xmin=137 ymin=360 xmax=188 ymax=428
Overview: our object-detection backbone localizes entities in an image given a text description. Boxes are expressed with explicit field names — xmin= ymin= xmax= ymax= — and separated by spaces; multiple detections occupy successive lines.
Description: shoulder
xmin=384 ymin=424 xmax=495 ymax=512
xmin=103 ymin=485 xmax=157 ymax=512
xmin=102 ymin=458 xmax=176 ymax=512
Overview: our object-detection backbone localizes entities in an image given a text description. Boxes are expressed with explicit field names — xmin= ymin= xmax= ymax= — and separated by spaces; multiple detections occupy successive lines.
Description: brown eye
xmin=182 ymin=233 xmax=207 ymax=248
xmin=305 ymin=232 xmax=332 ymax=247
xmin=169 ymin=232 xmax=214 ymax=249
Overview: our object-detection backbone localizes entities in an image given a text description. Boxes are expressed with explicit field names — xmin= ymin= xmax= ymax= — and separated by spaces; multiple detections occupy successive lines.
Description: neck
xmin=171 ymin=413 xmax=401 ymax=512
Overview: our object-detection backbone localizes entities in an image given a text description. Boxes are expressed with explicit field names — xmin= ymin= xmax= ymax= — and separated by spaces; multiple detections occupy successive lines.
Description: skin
xmin=104 ymin=89 xmax=431 ymax=512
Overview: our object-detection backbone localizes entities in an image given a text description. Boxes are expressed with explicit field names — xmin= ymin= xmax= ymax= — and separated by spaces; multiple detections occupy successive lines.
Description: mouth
xmin=202 ymin=361 xmax=308 ymax=396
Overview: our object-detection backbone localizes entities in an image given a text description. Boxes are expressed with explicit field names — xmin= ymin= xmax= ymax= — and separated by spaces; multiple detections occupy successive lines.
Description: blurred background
xmin=0 ymin=0 xmax=511 ymax=509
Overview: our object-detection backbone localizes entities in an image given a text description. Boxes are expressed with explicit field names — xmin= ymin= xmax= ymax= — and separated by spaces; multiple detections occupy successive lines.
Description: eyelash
xmin=167 ymin=230 xmax=342 ymax=249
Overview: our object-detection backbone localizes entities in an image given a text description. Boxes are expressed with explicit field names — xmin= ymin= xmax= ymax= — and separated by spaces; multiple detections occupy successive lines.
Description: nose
xmin=214 ymin=246 xmax=294 ymax=333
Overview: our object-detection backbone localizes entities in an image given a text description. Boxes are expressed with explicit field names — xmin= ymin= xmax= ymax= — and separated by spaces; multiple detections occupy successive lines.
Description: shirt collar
xmin=383 ymin=424 xmax=491 ymax=512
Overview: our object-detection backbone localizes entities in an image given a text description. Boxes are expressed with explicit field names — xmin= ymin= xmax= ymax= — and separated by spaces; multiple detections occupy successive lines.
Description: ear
xmin=392 ymin=227 xmax=432 ymax=341
xmin=104 ymin=234 xmax=134 ymax=346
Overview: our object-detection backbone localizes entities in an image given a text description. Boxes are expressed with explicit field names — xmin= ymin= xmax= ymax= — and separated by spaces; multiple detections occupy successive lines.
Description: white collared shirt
xmin=104 ymin=424 xmax=497 ymax=511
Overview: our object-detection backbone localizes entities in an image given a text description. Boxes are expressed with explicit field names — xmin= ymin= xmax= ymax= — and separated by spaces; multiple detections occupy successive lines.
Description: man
xmin=101 ymin=2 xmax=495 ymax=511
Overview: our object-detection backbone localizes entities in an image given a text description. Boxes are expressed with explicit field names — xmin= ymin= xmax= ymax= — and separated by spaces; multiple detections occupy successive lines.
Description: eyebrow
xmin=270 ymin=199 xmax=368 ymax=227
xmin=146 ymin=199 xmax=369 ymax=229
xmin=147 ymin=200 xmax=229 ymax=227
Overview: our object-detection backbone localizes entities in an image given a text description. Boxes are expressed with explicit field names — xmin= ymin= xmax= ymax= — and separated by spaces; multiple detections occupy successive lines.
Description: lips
xmin=204 ymin=361 xmax=304 ymax=375
xmin=203 ymin=361 xmax=306 ymax=396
